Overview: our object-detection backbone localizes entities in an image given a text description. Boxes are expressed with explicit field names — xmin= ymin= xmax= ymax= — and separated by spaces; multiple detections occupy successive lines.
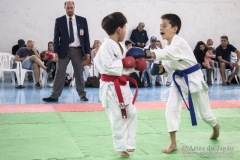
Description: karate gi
xmin=93 ymin=37 xmax=137 ymax=151
xmin=154 ymin=35 xmax=217 ymax=132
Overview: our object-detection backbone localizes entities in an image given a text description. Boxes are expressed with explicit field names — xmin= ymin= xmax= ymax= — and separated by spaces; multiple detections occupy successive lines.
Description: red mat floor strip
xmin=0 ymin=100 xmax=239 ymax=113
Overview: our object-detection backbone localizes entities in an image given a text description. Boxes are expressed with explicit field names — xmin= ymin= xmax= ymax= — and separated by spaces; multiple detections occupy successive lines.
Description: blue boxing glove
xmin=126 ymin=47 xmax=145 ymax=59
xmin=151 ymin=63 xmax=165 ymax=75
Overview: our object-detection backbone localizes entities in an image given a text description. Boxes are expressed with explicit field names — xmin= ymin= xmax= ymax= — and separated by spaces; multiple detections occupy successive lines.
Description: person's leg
xmin=204 ymin=60 xmax=211 ymax=69
xmin=50 ymin=56 xmax=70 ymax=99
xmin=29 ymin=55 xmax=47 ymax=70
xmin=70 ymin=49 xmax=86 ymax=98
xmin=163 ymin=86 xmax=184 ymax=154
xmin=219 ymin=62 xmax=227 ymax=83
xmin=32 ymin=63 xmax=40 ymax=82
xmin=105 ymin=96 xmax=129 ymax=157
xmin=83 ymin=65 xmax=90 ymax=82
xmin=191 ymin=89 xmax=219 ymax=139
xmin=227 ymin=65 xmax=239 ymax=83
xmin=207 ymin=68 xmax=213 ymax=84
xmin=126 ymin=103 xmax=137 ymax=152
xmin=210 ymin=60 xmax=215 ymax=69
xmin=145 ymin=62 xmax=152 ymax=86
xmin=155 ymin=75 xmax=161 ymax=86
xmin=21 ymin=58 xmax=34 ymax=83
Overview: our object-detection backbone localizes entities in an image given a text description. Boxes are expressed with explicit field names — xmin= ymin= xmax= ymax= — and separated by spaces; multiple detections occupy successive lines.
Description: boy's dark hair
xmin=161 ymin=13 xmax=181 ymax=34
xmin=101 ymin=12 xmax=127 ymax=35
xmin=125 ymin=40 xmax=132 ymax=46
xmin=220 ymin=35 xmax=228 ymax=40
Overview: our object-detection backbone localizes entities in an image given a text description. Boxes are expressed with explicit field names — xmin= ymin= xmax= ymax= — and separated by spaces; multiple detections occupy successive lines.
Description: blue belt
xmin=172 ymin=63 xmax=200 ymax=126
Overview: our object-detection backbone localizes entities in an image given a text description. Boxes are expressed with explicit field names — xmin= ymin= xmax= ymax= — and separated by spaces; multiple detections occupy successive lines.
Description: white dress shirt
xmin=66 ymin=15 xmax=81 ymax=47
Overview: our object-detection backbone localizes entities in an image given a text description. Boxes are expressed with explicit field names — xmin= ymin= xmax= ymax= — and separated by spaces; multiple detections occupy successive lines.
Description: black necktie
xmin=69 ymin=17 xmax=74 ymax=44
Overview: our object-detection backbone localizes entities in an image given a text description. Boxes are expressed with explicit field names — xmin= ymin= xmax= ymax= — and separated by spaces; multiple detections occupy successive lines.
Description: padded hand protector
xmin=135 ymin=58 xmax=147 ymax=71
xmin=122 ymin=56 xmax=136 ymax=68
xmin=151 ymin=63 xmax=165 ymax=75
xmin=126 ymin=47 xmax=145 ymax=59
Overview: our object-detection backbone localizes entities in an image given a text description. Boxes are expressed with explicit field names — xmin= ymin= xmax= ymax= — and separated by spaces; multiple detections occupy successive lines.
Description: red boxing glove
xmin=46 ymin=52 xmax=54 ymax=59
xmin=122 ymin=56 xmax=136 ymax=68
xmin=135 ymin=58 xmax=146 ymax=71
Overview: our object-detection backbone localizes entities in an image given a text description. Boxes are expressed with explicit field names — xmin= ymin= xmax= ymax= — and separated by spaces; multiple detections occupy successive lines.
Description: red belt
xmin=101 ymin=74 xmax=138 ymax=119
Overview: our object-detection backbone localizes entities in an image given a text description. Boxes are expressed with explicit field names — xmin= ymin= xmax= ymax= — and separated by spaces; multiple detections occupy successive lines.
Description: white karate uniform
xmin=93 ymin=37 xmax=137 ymax=151
xmin=154 ymin=35 xmax=217 ymax=132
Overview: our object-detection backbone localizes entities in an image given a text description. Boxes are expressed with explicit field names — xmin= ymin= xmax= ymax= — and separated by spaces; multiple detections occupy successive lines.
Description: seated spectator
xmin=194 ymin=41 xmax=213 ymax=85
xmin=91 ymin=40 xmax=101 ymax=62
xmin=12 ymin=39 xmax=34 ymax=82
xmin=125 ymin=40 xmax=132 ymax=50
xmin=12 ymin=39 xmax=25 ymax=55
xmin=143 ymin=36 xmax=160 ymax=86
xmin=130 ymin=22 xmax=148 ymax=48
xmin=216 ymin=36 xmax=240 ymax=85
xmin=203 ymin=47 xmax=215 ymax=69
xmin=40 ymin=42 xmax=57 ymax=81
xmin=156 ymin=40 xmax=162 ymax=49
xmin=15 ymin=40 xmax=51 ymax=88
xmin=83 ymin=40 xmax=101 ymax=82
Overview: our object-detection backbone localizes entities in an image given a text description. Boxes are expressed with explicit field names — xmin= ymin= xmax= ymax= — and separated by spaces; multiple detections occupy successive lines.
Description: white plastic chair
xmin=17 ymin=62 xmax=49 ymax=87
xmin=232 ymin=66 xmax=239 ymax=85
xmin=0 ymin=53 xmax=20 ymax=85
xmin=17 ymin=61 xmax=35 ymax=85
xmin=216 ymin=68 xmax=231 ymax=84
xmin=42 ymin=68 xmax=49 ymax=87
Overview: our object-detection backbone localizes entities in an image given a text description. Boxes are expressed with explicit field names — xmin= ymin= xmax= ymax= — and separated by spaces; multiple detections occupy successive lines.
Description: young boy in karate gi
xmin=149 ymin=13 xmax=220 ymax=154
xmin=94 ymin=12 xmax=146 ymax=158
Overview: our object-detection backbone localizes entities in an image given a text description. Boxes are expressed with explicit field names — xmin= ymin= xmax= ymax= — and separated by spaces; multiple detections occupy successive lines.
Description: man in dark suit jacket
xmin=43 ymin=1 xmax=91 ymax=102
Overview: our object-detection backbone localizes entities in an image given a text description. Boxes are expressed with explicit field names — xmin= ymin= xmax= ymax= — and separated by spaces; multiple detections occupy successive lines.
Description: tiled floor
xmin=0 ymin=80 xmax=240 ymax=104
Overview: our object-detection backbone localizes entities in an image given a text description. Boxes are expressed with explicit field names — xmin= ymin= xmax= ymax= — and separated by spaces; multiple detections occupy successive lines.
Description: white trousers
xmin=105 ymin=100 xmax=137 ymax=151
xmin=166 ymin=86 xmax=217 ymax=132
xmin=83 ymin=65 xmax=90 ymax=81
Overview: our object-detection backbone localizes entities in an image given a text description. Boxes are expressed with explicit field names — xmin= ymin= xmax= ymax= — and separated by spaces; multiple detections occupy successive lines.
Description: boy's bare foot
xmin=127 ymin=149 xmax=135 ymax=152
xmin=162 ymin=144 xmax=177 ymax=154
xmin=118 ymin=151 xmax=129 ymax=158
xmin=210 ymin=123 xmax=220 ymax=139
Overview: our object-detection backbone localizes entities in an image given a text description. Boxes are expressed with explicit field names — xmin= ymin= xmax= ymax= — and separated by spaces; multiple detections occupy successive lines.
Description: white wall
xmin=1 ymin=0 xmax=240 ymax=53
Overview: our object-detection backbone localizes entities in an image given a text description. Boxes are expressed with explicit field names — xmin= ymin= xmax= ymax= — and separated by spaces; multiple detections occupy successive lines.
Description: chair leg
xmin=235 ymin=75 xmax=239 ymax=84
xmin=20 ymin=71 xmax=27 ymax=85
xmin=10 ymin=72 xmax=15 ymax=85
xmin=1 ymin=71 xmax=4 ymax=82
xmin=41 ymin=70 xmax=48 ymax=87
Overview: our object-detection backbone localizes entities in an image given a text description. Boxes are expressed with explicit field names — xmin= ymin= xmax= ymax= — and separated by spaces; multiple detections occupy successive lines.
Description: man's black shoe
xmin=155 ymin=81 xmax=161 ymax=86
xmin=16 ymin=85 xmax=25 ymax=89
xmin=42 ymin=97 xmax=58 ymax=102
xmin=35 ymin=82 xmax=42 ymax=89
xmin=80 ymin=96 xmax=88 ymax=101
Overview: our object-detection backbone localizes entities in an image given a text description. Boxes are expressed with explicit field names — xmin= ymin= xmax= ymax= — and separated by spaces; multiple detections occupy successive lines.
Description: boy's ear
xmin=173 ymin=26 xmax=178 ymax=33
xmin=117 ymin=27 xmax=121 ymax=33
